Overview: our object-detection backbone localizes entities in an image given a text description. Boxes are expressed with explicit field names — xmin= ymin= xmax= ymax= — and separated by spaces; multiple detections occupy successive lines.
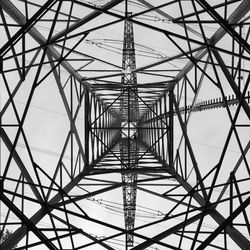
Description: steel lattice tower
xmin=1 ymin=1 xmax=250 ymax=250
xmin=120 ymin=13 xmax=138 ymax=247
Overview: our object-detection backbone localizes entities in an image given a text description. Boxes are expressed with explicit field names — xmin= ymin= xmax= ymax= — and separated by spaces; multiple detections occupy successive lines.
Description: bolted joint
xmin=81 ymin=79 xmax=91 ymax=91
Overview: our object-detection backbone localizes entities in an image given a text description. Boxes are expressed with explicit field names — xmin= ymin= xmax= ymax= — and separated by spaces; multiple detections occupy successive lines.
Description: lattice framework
xmin=0 ymin=0 xmax=250 ymax=249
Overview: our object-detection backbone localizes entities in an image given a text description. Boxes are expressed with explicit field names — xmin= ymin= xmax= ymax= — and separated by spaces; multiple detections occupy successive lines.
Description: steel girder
xmin=1 ymin=0 xmax=250 ymax=250
xmin=120 ymin=14 xmax=139 ymax=247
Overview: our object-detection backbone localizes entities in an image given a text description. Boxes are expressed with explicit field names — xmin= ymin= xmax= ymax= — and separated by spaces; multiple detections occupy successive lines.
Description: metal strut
xmin=120 ymin=13 xmax=139 ymax=247
xmin=140 ymin=93 xmax=250 ymax=125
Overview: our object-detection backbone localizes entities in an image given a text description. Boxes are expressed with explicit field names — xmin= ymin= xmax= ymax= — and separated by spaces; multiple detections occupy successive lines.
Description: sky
xmin=1 ymin=0 xmax=250 ymax=249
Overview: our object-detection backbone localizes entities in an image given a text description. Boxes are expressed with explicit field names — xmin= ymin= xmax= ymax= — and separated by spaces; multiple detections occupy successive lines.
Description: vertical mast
xmin=120 ymin=13 xmax=138 ymax=247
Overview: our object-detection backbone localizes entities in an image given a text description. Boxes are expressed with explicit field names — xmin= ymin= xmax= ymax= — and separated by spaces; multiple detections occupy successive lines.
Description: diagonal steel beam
xmin=137 ymin=0 xmax=202 ymax=38
xmin=139 ymin=140 xmax=250 ymax=250
xmin=56 ymin=183 xmax=123 ymax=207
xmin=0 ymin=0 xmax=57 ymax=56
xmin=0 ymin=193 xmax=58 ymax=250
xmin=1 ymin=0 xmax=121 ymax=119
xmin=132 ymin=212 xmax=205 ymax=250
xmin=216 ymin=140 xmax=250 ymax=203
xmin=197 ymin=195 xmax=250 ymax=250
xmin=51 ymin=214 xmax=116 ymax=250
xmin=212 ymin=50 xmax=250 ymax=119
xmin=131 ymin=0 xmax=250 ymax=90
xmin=174 ymin=0 xmax=250 ymax=83
xmin=0 ymin=0 xmax=87 ymax=85
xmin=0 ymin=128 xmax=43 ymax=202
xmin=196 ymin=0 xmax=250 ymax=55
xmin=172 ymin=93 xmax=207 ymax=198
xmin=48 ymin=52 xmax=87 ymax=165
xmin=50 ymin=0 xmax=124 ymax=43
xmin=0 ymin=139 xmax=120 ymax=249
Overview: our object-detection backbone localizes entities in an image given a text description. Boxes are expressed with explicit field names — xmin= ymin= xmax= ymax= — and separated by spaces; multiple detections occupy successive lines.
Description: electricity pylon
xmin=1 ymin=1 xmax=250 ymax=249
xmin=120 ymin=13 xmax=138 ymax=247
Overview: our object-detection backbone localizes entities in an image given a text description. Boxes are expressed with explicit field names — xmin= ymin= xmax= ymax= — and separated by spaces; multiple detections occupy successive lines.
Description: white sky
xmin=1 ymin=0 xmax=250 ymax=249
